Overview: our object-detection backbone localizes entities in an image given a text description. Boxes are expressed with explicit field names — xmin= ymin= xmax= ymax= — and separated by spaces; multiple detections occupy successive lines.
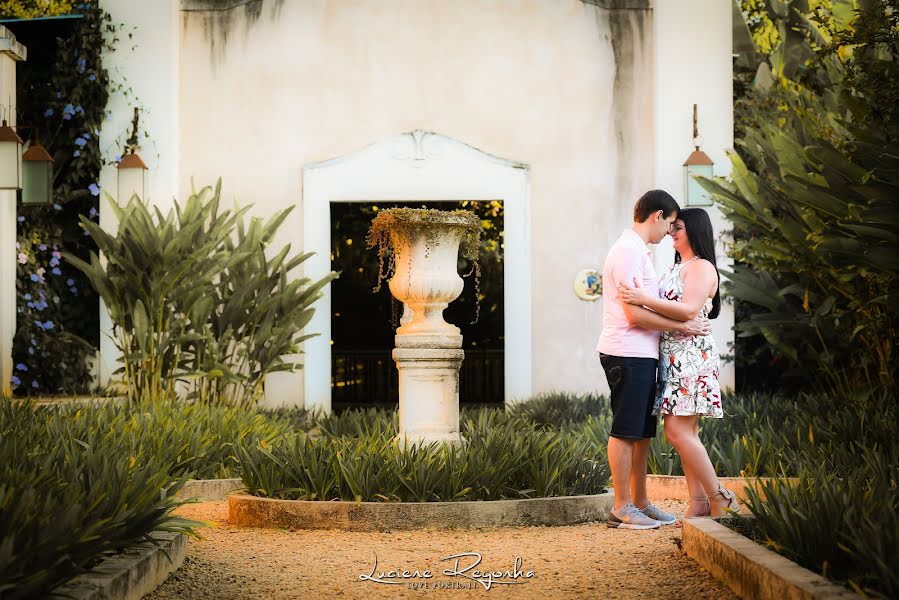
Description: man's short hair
xmin=633 ymin=189 xmax=680 ymax=222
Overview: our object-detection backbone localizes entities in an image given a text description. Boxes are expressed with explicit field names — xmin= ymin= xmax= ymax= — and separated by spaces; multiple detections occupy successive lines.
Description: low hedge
xmin=725 ymin=391 xmax=897 ymax=599
xmin=237 ymin=408 xmax=610 ymax=501
xmin=0 ymin=398 xmax=202 ymax=598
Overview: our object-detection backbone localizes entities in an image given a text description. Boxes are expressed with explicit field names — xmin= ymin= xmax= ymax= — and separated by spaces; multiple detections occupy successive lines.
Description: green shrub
xmin=235 ymin=406 xmax=610 ymax=502
xmin=701 ymin=1 xmax=899 ymax=393
xmin=0 ymin=398 xmax=202 ymax=599
xmin=731 ymin=391 xmax=897 ymax=598
xmin=315 ymin=405 xmax=398 ymax=438
xmin=738 ymin=445 xmax=897 ymax=598
xmin=506 ymin=391 xmax=609 ymax=427
xmin=66 ymin=180 xmax=337 ymax=405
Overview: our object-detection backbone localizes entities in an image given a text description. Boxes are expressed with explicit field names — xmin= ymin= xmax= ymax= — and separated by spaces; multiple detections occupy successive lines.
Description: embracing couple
xmin=597 ymin=189 xmax=739 ymax=530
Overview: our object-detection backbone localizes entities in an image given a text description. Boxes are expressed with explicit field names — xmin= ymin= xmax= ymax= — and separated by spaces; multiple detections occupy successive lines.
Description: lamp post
xmin=21 ymin=138 xmax=53 ymax=205
xmin=683 ymin=104 xmax=714 ymax=207
xmin=0 ymin=119 xmax=22 ymax=190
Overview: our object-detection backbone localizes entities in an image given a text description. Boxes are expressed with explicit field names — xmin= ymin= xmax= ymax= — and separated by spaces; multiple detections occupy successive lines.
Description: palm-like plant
xmin=65 ymin=179 xmax=337 ymax=405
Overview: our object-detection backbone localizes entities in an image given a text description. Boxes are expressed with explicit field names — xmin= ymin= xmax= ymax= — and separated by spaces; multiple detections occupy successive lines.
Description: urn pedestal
xmin=383 ymin=212 xmax=475 ymax=447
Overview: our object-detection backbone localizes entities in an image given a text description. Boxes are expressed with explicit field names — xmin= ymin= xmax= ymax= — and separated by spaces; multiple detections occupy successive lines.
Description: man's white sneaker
xmin=606 ymin=503 xmax=662 ymax=529
xmin=637 ymin=502 xmax=677 ymax=525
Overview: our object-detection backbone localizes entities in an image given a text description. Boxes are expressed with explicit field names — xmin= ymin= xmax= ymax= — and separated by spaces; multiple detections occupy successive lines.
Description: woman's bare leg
xmin=664 ymin=415 xmax=718 ymax=516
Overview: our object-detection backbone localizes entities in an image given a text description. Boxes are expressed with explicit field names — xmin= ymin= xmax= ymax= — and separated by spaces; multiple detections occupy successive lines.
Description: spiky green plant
xmin=65 ymin=179 xmax=337 ymax=405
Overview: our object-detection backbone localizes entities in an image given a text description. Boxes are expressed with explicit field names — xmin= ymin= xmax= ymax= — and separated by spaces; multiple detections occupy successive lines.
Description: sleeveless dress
xmin=653 ymin=258 xmax=723 ymax=418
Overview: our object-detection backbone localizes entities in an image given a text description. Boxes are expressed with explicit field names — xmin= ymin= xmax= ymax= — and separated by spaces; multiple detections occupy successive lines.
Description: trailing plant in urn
xmin=367 ymin=207 xmax=484 ymax=324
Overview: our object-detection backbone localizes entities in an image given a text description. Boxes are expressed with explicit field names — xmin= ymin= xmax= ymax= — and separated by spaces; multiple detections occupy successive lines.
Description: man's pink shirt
xmin=596 ymin=228 xmax=661 ymax=359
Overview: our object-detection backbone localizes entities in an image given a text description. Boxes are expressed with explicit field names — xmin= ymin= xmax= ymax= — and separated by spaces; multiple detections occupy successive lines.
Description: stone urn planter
xmin=368 ymin=208 xmax=483 ymax=447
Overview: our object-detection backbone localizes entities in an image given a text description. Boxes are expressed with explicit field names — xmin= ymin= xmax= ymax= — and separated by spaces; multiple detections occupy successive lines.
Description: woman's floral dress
xmin=653 ymin=258 xmax=723 ymax=418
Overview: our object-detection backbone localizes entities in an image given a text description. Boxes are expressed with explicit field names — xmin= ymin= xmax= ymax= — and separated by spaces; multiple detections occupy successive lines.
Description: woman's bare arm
xmin=618 ymin=260 xmax=717 ymax=321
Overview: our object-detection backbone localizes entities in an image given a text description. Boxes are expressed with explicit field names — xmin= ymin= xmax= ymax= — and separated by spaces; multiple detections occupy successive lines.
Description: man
xmin=597 ymin=189 xmax=711 ymax=529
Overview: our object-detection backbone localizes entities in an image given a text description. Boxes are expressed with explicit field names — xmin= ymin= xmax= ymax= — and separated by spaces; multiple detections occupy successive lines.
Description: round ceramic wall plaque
xmin=574 ymin=268 xmax=602 ymax=301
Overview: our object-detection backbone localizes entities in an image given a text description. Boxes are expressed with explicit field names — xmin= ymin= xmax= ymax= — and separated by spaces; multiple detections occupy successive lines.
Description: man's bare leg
xmin=608 ymin=436 xmax=635 ymax=511
xmin=630 ymin=438 xmax=651 ymax=508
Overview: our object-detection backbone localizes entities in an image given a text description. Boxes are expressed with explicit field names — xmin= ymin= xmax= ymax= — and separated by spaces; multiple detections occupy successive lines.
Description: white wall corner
xmin=98 ymin=0 xmax=181 ymax=386
xmin=0 ymin=27 xmax=25 ymax=397
xmin=652 ymin=0 xmax=736 ymax=390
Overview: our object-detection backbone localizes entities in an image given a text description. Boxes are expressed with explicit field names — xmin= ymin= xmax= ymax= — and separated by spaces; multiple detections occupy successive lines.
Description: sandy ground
xmin=147 ymin=500 xmax=735 ymax=600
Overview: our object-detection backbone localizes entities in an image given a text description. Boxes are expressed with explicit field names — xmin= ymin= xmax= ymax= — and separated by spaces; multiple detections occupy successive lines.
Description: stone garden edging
xmin=645 ymin=474 xmax=797 ymax=505
xmin=682 ymin=517 xmax=861 ymax=600
xmin=51 ymin=532 xmax=187 ymax=600
xmin=228 ymin=491 xmax=615 ymax=531
xmin=176 ymin=477 xmax=245 ymax=501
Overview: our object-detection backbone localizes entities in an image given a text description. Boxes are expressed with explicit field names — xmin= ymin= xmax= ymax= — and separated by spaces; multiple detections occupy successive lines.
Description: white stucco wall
xmin=653 ymin=0 xmax=735 ymax=390
xmin=177 ymin=0 xmax=658 ymax=407
xmin=99 ymin=0 xmax=181 ymax=384
xmin=97 ymin=0 xmax=735 ymax=406
xmin=0 ymin=27 xmax=26 ymax=398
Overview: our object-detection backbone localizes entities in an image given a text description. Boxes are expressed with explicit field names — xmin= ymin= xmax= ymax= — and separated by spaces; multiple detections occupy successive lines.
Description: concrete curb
xmin=176 ymin=478 xmax=245 ymax=501
xmin=51 ymin=532 xmax=187 ymax=600
xmin=646 ymin=474 xmax=797 ymax=505
xmin=229 ymin=491 xmax=614 ymax=531
xmin=682 ymin=518 xmax=861 ymax=600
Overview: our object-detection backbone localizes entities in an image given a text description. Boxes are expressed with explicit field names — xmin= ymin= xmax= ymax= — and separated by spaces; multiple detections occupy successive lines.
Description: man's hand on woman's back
xmin=679 ymin=315 xmax=711 ymax=337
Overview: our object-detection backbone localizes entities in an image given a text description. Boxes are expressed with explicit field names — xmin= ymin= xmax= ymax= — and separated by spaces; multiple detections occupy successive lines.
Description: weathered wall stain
xmin=182 ymin=0 xmax=285 ymax=66
xmin=608 ymin=6 xmax=653 ymax=206
xmin=581 ymin=0 xmax=650 ymax=8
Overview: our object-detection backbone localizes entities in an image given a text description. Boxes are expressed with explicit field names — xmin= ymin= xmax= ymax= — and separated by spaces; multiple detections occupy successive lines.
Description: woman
xmin=617 ymin=208 xmax=738 ymax=518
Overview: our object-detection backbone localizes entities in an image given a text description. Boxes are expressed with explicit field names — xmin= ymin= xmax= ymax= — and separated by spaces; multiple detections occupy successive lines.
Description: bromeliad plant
xmin=65 ymin=179 xmax=337 ymax=405
xmin=0 ymin=398 xmax=203 ymax=599
xmin=727 ymin=391 xmax=898 ymax=598
xmin=236 ymin=405 xmax=611 ymax=502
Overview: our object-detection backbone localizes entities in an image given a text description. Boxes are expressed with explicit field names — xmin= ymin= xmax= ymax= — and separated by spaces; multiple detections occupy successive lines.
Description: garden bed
xmin=682 ymin=518 xmax=861 ymax=600
xmin=176 ymin=478 xmax=244 ymax=502
xmin=50 ymin=532 xmax=187 ymax=600
xmin=645 ymin=474 xmax=798 ymax=505
xmin=228 ymin=491 xmax=614 ymax=531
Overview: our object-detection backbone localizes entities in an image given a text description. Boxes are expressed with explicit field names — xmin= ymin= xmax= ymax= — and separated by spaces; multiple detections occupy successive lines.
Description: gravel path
xmin=148 ymin=500 xmax=735 ymax=599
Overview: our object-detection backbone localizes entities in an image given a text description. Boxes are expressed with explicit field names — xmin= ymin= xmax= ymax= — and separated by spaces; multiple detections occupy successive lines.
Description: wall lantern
xmin=117 ymin=107 xmax=147 ymax=202
xmin=117 ymin=149 xmax=147 ymax=203
xmin=22 ymin=139 xmax=53 ymax=205
xmin=0 ymin=120 xmax=23 ymax=190
xmin=683 ymin=104 xmax=714 ymax=207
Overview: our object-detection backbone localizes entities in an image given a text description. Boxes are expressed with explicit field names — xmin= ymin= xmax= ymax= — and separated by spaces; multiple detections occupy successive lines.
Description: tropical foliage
xmin=65 ymin=181 xmax=338 ymax=405
xmin=728 ymin=390 xmax=897 ymax=598
xmin=705 ymin=0 xmax=898 ymax=392
xmin=236 ymin=408 xmax=609 ymax=502
xmin=0 ymin=397 xmax=203 ymax=599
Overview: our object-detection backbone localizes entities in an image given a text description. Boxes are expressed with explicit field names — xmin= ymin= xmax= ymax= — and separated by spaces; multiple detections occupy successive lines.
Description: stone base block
xmin=393 ymin=347 xmax=464 ymax=446
xmin=395 ymin=333 xmax=463 ymax=349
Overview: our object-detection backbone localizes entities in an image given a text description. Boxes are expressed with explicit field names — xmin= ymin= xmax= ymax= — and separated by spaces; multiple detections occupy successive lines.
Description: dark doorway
xmin=330 ymin=201 xmax=504 ymax=410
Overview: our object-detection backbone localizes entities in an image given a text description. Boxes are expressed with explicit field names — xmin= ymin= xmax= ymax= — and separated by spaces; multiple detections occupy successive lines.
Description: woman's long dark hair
xmin=674 ymin=208 xmax=720 ymax=319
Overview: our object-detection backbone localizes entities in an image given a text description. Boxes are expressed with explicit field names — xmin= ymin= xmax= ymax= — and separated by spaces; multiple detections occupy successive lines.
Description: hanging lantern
xmin=0 ymin=120 xmax=23 ymax=190
xmin=116 ymin=149 xmax=147 ymax=202
xmin=683 ymin=104 xmax=714 ymax=207
xmin=22 ymin=141 xmax=53 ymax=205
xmin=117 ymin=108 xmax=148 ymax=203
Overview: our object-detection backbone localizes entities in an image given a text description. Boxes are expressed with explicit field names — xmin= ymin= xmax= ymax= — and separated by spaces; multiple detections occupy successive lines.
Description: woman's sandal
xmin=709 ymin=485 xmax=739 ymax=518
xmin=675 ymin=496 xmax=711 ymax=527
